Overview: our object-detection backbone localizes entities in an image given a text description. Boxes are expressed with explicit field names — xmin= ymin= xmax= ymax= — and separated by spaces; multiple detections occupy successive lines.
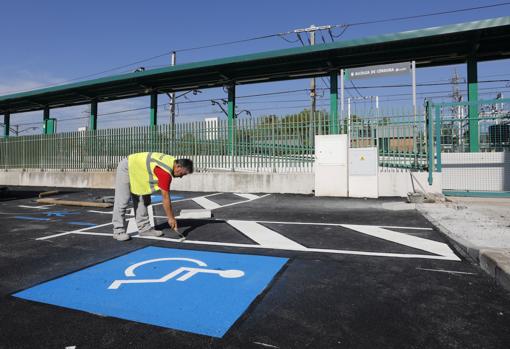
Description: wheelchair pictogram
xmin=108 ymin=257 xmax=245 ymax=290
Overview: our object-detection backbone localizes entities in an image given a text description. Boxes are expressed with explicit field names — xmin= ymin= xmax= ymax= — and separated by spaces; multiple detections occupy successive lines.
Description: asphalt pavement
xmin=0 ymin=187 xmax=509 ymax=349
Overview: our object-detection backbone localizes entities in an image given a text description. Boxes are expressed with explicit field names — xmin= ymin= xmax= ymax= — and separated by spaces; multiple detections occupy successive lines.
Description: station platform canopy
xmin=1 ymin=16 xmax=510 ymax=114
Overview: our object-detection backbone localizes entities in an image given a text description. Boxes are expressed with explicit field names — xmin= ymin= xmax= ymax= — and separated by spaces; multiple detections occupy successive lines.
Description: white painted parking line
xmin=234 ymin=193 xmax=260 ymax=200
xmin=253 ymin=341 xmax=280 ymax=348
xmin=33 ymin=192 xmax=459 ymax=261
xmin=86 ymin=193 xmax=269 ymax=216
xmin=41 ymin=218 xmax=460 ymax=260
xmin=255 ymin=220 xmax=432 ymax=230
xmin=416 ymin=268 xmax=477 ymax=275
xmin=192 ymin=196 xmax=222 ymax=210
xmin=213 ymin=194 xmax=271 ymax=209
xmin=126 ymin=218 xmax=138 ymax=234
xmin=228 ymin=220 xmax=306 ymax=250
xmin=87 ymin=193 xmax=225 ymax=215
xmin=36 ymin=221 xmax=114 ymax=240
xmin=63 ymin=230 xmax=460 ymax=260
xmin=378 ymin=226 xmax=433 ymax=231
xmin=18 ymin=205 xmax=53 ymax=210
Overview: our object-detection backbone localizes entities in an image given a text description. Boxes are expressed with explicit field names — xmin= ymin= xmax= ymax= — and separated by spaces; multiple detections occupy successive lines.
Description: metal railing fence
xmin=347 ymin=105 xmax=427 ymax=170
xmin=0 ymin=109 xmax=429 ymax=172
xmin=426 ymin=98 xmax=510 ymax=191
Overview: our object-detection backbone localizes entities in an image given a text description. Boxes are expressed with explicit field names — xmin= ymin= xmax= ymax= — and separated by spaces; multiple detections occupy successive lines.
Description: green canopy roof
xmin=2 ymin=16 xmax=510 ymax=114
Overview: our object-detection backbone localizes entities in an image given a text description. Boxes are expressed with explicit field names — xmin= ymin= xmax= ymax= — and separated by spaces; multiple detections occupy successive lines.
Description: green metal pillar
xmin=426 ymin=101 xmax=434 ymax=185
xmin=89 ymin=100 xmax=98 ymax=130
xmin=150 ymin=92 xmax=158 ymax=126
xmin=43 ymin=107 xmax=50 ymax=134
xmin=3 ymin=113 xmax=10 ymax=137
xmin=227 ymin=85 xmax=236 ymax=155
xmin=329 ymin=71 xmax=339 ymax=134
xmin=467 ymin=57 xmax=479 ymax=152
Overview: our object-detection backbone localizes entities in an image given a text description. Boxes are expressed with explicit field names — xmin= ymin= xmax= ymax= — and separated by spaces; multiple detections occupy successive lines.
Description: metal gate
xmin=426 ymin=98 xmax=510 ymax=196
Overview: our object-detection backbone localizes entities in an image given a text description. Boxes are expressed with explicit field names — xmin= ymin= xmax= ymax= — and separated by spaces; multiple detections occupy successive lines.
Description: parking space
xmin=1 ymin=188 xmax=510 ymax=348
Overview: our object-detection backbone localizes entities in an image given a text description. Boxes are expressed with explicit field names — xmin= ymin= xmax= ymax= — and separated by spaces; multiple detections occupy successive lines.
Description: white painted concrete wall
xmin=378 ymin=168 xmax=442 ymax=197
xmin=171 ymin=172 xmax=313 ymax=194
xmin=0 ymin=170 xmax=314 ymax=194
xmin=442 ymin=152 xmax=510 ymax=191
xmin=0 ymin=168 xmax=441 ymax=197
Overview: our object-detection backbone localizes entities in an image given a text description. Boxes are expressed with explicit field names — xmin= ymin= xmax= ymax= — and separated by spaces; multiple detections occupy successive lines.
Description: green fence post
xmin=150 ymin=92 xmax=158 ymax=126
xmin=90 ymin=100 xmax=98 ymax=130
xmin=227 ymin=85 xmax=236 ymax=170
xmin=3 ymin=113 xmax=10 ymax=137
xmin=435 ymin=106 xmax=442 ymax=172
xmin=149 ymin=92 xmax=158 ymax=151
xmin=467 ymin=57 xmax=479 ymax=152
xmin=43 ymin=107 xmax=50 ymax=134
xmin=329 ymin=71 xmax=339 ymax=134
xmin=426 ymin=101 xmax=434 ymax=185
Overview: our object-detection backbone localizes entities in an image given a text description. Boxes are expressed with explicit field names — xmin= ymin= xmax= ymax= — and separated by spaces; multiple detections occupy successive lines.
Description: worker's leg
xmin=112 ymin=158 xmax=131 ymax=241
xmin=132 ymin=194 xmax=152 ymax=233
xmin=133 ymin=194 xmax=163 ymax=236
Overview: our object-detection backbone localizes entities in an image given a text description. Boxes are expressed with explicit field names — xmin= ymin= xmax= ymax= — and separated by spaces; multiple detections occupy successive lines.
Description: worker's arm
xmin=161 ymin=189 xmax=177 ymax=231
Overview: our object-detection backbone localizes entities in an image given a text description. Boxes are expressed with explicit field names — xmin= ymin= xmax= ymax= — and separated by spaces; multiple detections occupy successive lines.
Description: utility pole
xmin=450 ymin=69 xmax=465 ymax=149
xmin=170 ymin=51 xmax=177 ymax=128
xmin=293 ymin=25 xmax=333 ymax=115
xmin=293 ymin=24 xmax=327 ymax=143
xmin=309 ymin=27 xmax=316 ymax=117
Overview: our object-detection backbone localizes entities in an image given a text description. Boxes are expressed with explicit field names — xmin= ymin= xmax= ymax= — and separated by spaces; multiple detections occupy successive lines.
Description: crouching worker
xmin=112 ymin=152 xmax=193 ymax=241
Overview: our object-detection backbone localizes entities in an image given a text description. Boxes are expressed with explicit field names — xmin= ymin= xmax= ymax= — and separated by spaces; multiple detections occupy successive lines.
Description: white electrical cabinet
xmin=349 ymin=147 xmax=379 ymax=198
xmin=314 ymin=135 xmax=348 ymax=197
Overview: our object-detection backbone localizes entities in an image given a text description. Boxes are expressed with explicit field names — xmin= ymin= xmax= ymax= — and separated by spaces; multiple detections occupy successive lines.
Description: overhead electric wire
xmin=346 ymin=2 xmax=510 ymax=27
xmin=350 ymin=81 xmax=364 ymax=97
xmin=9 ymin=79 xmax=510 ymax=127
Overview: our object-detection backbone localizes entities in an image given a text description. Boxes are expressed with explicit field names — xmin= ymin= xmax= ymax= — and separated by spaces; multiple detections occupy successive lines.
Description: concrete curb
xmin=417 ymin=204 xmax=510 ymax=293
xmin=479 ymin=249 xmax=510 ymax=292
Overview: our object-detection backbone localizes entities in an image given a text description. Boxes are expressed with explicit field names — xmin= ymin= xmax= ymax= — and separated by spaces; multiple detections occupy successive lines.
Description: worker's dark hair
xmin=175 ymin=158 xmax=194 ymax=174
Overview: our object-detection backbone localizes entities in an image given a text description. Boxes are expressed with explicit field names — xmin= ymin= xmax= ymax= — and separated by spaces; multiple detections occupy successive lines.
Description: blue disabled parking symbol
xmin=14 ymin=247 xmax=288 ymax=337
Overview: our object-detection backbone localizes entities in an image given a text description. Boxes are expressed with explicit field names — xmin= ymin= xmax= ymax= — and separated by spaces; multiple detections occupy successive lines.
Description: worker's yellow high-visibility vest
xmin=127 ymin=152 xmax=175 ymax=195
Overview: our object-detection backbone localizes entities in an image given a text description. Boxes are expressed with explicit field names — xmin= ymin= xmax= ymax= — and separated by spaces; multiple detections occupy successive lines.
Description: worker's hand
xmin=168 ymin=217 xmax=178 ymax=231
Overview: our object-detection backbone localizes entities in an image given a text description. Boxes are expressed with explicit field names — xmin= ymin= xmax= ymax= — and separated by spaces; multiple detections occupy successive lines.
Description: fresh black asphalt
xmin=0 ymin=187 xmax=509 ymax=349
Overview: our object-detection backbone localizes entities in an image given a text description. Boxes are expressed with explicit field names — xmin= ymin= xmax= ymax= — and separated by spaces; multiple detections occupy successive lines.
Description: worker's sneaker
xmin=113 ymin=232 xmax=131 ymax=241
xmin=139 ymin=228 xmax=164 ymax=237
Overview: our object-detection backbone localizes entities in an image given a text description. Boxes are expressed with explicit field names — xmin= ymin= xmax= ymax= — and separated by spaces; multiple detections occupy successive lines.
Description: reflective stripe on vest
xmin=128 ymin=152 xmax=175 ymax=195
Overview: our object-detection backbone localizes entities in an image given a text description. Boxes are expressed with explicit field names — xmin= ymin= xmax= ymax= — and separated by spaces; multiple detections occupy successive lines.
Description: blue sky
xmin=1 ymin=0 xmax=509 ymax=133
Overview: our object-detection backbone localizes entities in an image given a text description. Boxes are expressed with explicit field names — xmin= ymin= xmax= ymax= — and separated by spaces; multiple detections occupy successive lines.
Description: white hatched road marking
xmin=192 ymin=196 xmax=222 ymax=210
xmin=234 ymin=193 xmax=260 ymax=200
xmin=38 ymin=222 xmax=460 ymax=261
xmin=228 ymin=220 xmax=306 ymax=250
xmin=60 ymin=230 xmax=459 ymax=260
xmin=342 ymin=224 xmax=458 ymax=260
xmin=33 ymin=193 xmax=460 ymax=261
